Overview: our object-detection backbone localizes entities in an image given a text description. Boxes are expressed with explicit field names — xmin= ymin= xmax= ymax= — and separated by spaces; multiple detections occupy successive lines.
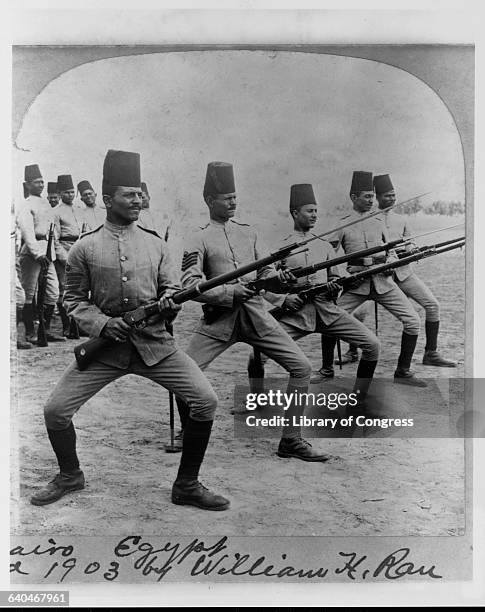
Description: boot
xmin=43 ymin=304 xmax=66 ymax=342
xmin=335 ymin=344 xmax=359 ymax=366
xmin=394 ymin=332 xmax=427 ymax=387
xmin=277 ymin=436 xmax=334 ymax=462
xmin=22 ymin=303 xmax=37 ymax=344
xmin=58 ymin=303 xmax=70 ymax=336
xmin=66 ymin=318 xmax=80 ymax=340
xmin=172 ymin=417 xmax=229 ymax=510
xmin=422 ymin=321 xmax=457 ymax=367
xmin=311 ymin=336 xmax=336 ymax=382
xmin=16 ymin=306 xmax=33 ymax=349
xmin=247 ymin=349 xmax=265 ymax=394
xmin=352 ymin=359 xmax=378 ymax=414
xmin=30 ymin=423 xmax=84 ymax=506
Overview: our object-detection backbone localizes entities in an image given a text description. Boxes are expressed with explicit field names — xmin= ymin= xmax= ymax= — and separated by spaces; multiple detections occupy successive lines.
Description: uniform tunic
xmin=44 ymin=219 xmax=217 ymax=429
xmin=76 ymin=203 xmax=106 ymax=232
xmin=16 ymin=195 xmax=61 ymax=304
xmin=54 ymin=202 xmax=85 ymax=258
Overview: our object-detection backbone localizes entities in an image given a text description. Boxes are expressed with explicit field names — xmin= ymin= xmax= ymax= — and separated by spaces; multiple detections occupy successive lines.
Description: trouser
xmin=19 ymin=253 xmax=59 ymax=305
xmin=44 ymin=348 xmax=218 ymax=430
xmin=176 ymin=314 xmax=312 ymax=436
xmin=396 ymin=273 xmax=440 ymax=322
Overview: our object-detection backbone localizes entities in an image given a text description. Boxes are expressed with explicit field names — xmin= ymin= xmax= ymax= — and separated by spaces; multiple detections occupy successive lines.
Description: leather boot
xmin=58 ymin=303 xmax=70 ymax=336
xmin=335 ymin=344 xmax=359 ymax=366
xmin=277 ymin=436 xmax=335 ymax=462
xmin=16 ymin=306 xmax=33 ymax=349
xmin=22 ymin=303 xmax=36 ymax=343
xmin=394 ymin=333 xmax=427 ymax=387
xmin=44 ymin=304 xmax=66 ymax=342
xmin=247 ymin=349 xmax=265 ymax=394
xmin=172 ymin=417 xmax=229 ymax=510
xmin=422 ymin=321 xmax=456 ymax=367
xmin=311 ymin=336 xmax=336 ymax=382
xmin=67 ymin=318 xmax=80 ymax=340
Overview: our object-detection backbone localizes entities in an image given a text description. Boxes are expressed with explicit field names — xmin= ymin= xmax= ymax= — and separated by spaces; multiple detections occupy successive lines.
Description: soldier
xmin=374 ymin=174 xmax=456 ymax=367
xmin=174 ymin=162 xmax=333 ymax=462
xmin=138 ymin=181 xmax=161 ymax=234
xmin=77 ymin=180 xmax=105 ymax=230
xmin=259 ymin=184 xmax=380 ymax=403
xmin=318 ymin=171 xmax=426 ymax=387
xmin=16 ymin=164 xmax=65 ymax=344
xmin=54 ymin=174 xmax=84 ymax=338
xmin=30 ymin=149 xmax=228 ymax=512
xmin=47 ymin=182 xmax=60 ymax=208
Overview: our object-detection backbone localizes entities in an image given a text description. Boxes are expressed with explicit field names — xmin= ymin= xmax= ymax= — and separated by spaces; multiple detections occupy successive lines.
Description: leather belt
xmin=61 ymin=236 xmax=79 ymax=242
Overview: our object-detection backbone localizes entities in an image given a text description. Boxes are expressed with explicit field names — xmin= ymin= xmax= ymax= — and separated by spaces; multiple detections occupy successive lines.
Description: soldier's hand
xmin=36 ymin=254 xmax=50 ymax=270
xmin=234 ymin=284 xmax=257 ymax=303
xmin=326 ymin=280 xmax=342 ymax=298
xmin=283 ymin=294 xmax=304 ymax=312
xmin=158 ymin=290 xmax=182 ymax=315
xmin=102 ymin=317 xmax=131 ymax=342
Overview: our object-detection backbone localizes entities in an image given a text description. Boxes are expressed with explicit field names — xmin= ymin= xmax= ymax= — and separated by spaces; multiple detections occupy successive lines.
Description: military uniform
xmin=77 ymin=202 xmax=105 ymax=231
xmin=32 ymin=150 xmax=227 ymax=512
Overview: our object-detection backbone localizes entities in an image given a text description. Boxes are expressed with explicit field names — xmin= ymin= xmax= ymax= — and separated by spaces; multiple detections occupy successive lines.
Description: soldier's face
xmin=208 ymin=193 xmax=237 ymax=222
xmin=80 ymin=189 xmax=96 ymax=207
xmin=27 ymin=179 xmax=44 ymax=197
xmin=141 ymin=191 xmax=150 ymax=208
xmin=106 ymin=186 xmax=142 ymax=223
xmin=351 ymin=191 xmax=374 ymax=213
xmin=48 ymin=193 xmax=59 ymax=207
xmin=293 ymin=204 xmax=318 ymax=231
xmin=61 ymin=189 xmax=75 ymax=204
xmin=377 ymin=190 xmax=396 ymax=210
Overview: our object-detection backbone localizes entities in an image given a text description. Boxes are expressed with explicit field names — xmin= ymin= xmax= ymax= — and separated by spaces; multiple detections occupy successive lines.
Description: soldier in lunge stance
xmin=318 ymin=171 xmax=426 ymax=387
xmin=30 ymin=150 xmax=229 ymax=512
xmin=374 ymin=174 xmax=456 ymax=367
xmin=173 ymin=162 xmax=335 ymax=461
xmin=16 ymin=164 xmax=65 ymax=345
xmin=256 ymin=183 xmax=380 ymax=405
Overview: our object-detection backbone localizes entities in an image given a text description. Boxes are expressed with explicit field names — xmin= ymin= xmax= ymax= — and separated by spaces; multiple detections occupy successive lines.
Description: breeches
xmin=19 ymin=253 xmax=59 ymax=305
xmin=396 ymin=273 xmax=440 ymax=322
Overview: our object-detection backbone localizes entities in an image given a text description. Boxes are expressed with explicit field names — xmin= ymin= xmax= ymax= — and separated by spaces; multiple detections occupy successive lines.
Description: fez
xmin=102 ymin=149 xmax=141 ymax=194
xmin=24 ymin=164 xmax=42 ymax=182
xmin=141 ymin=182 xmax=149 ymax=196
xmin=203 ymin=162 xmax=236 ymax=197
xmin=350 ymin=171 xmax=373 ymax=194
xmin=290 ymin=184 xmax=317 ymax=211
xmin=373 ymin=174 xmax=394 ymax=195
xmin=77 ymin=180 xmax=93 ymax=195
xmin=47 ymin=182 xmax=58 ymax=194
xmin=57 ymin=174 xmax=75 ymax=192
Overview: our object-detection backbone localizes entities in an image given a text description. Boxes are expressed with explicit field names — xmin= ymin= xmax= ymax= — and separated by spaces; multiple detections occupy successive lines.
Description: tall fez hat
xmin=77 ymin=180 xmax=93 ymax=195
xmin=141 ymin=181 xmax=149 ymax=196
xmin=24 ymin=164 xmax=42 ymax=182
xmin=290 ymin=184 xmax=317 ymax=211
xmin=47 ymin=182 xmax=58 ymax=194
xmin=102 ymin=149 xmax=141 ymax=193
xmin=57 ymin=174 xmax=75 ymax=192
xmin=203 ymin=162 xmax=235 ymax=197
xmin=373 ymin=174 xmax=394 ymax=195
xmin=350 ymin=171 xmax=373 ymax=194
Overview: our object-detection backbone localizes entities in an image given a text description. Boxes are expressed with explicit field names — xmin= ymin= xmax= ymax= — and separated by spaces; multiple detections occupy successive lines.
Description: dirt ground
xmin=11 ymin=245 xmax=466 ymax=537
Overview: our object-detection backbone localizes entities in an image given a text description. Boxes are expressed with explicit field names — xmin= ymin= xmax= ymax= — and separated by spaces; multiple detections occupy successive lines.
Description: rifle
xmin=36 ymin=223 xmax=55 ymax=347
xmin=396 ymin=235 xmax=464 ymax=258
xmin=269 ymin=237 xmax=465 ymax=319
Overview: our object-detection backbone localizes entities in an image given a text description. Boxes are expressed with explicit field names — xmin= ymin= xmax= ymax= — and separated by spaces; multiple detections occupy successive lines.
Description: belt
xmin=35 ymin=233 xmax=48 ymax=240
xmin=348 ymin=255 xmax=387 ymax=266
xmin=61 ymin=236 xmax=79 ymax=242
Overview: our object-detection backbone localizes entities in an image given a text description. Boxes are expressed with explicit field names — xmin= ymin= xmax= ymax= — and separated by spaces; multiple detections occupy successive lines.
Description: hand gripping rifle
xmin=269 ymin=237 xmax=465 ymax=319
xmin=36 ymin=223 xmax=55 ymax=347
xmin=73 ymin=209 xmax=410 ymax=369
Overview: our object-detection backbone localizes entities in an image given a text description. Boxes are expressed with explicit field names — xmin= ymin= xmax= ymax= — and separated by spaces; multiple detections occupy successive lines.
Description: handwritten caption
xmin=10 ymin=536 xmax=443 ymax=583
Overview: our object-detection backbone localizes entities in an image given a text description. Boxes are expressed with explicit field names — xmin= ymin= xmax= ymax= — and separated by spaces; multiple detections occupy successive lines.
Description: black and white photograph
xmin=4 ymin=5 xmax=484 ymax=608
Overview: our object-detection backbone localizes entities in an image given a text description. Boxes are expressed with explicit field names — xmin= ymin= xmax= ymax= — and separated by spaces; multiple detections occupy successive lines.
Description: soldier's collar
xmin=104 ymin=219 xmax=137 ymax=234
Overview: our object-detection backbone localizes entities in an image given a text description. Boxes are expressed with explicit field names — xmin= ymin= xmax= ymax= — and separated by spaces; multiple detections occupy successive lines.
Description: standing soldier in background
xmin=138 ymin=181 xmax=161 ymax=234
xmin=30 ymin=149 xmax=228 ymax=512
xmin=16 ymin=164 xmax=65 ymax=344
xmin=47 ymin=182 xmax=60 ymax=208
xmin=77 ymin=180 xmax=105 ymax=230
xmin=174 ymin=162 xmax=333 ymax=462
xmin=318 ymin=171 xmax=426 ymax=387
xmin=374 ymin=173 xmax=456 ymax=367
xmin=259 ymin=184 xmax=380 ymax=404
xmin=54 ymin=174 xmax=83 ymax=339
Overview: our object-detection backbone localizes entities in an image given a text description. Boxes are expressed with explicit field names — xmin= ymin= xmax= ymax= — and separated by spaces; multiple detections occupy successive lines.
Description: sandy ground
xmin=11 ymin=247 xmax=466 ymax=537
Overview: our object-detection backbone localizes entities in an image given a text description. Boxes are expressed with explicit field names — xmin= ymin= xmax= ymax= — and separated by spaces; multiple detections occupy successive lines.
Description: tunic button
xmin=123 ymin=298 xmax=129 ymax=303
xmin=122 ymin=276 xmax=128 ymax=282
xmin=120 ymin=255 xmax=127 ymax=261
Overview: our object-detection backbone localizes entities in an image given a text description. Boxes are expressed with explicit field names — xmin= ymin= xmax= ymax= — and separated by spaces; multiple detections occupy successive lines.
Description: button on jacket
xmin=16 ymin=195 xmax=61 ymax=260
xmin=64 ymin=220 xmax=179 ymax=368
xmin=335 ymin=210 xmax=398 ymax=295
xmin=180 ymin=219 xmax=281 ymax=341
xmin=378 ymin=209 xmax=415 ymax=282
xmin=265 ymin=230 xmax=344 ymax=331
